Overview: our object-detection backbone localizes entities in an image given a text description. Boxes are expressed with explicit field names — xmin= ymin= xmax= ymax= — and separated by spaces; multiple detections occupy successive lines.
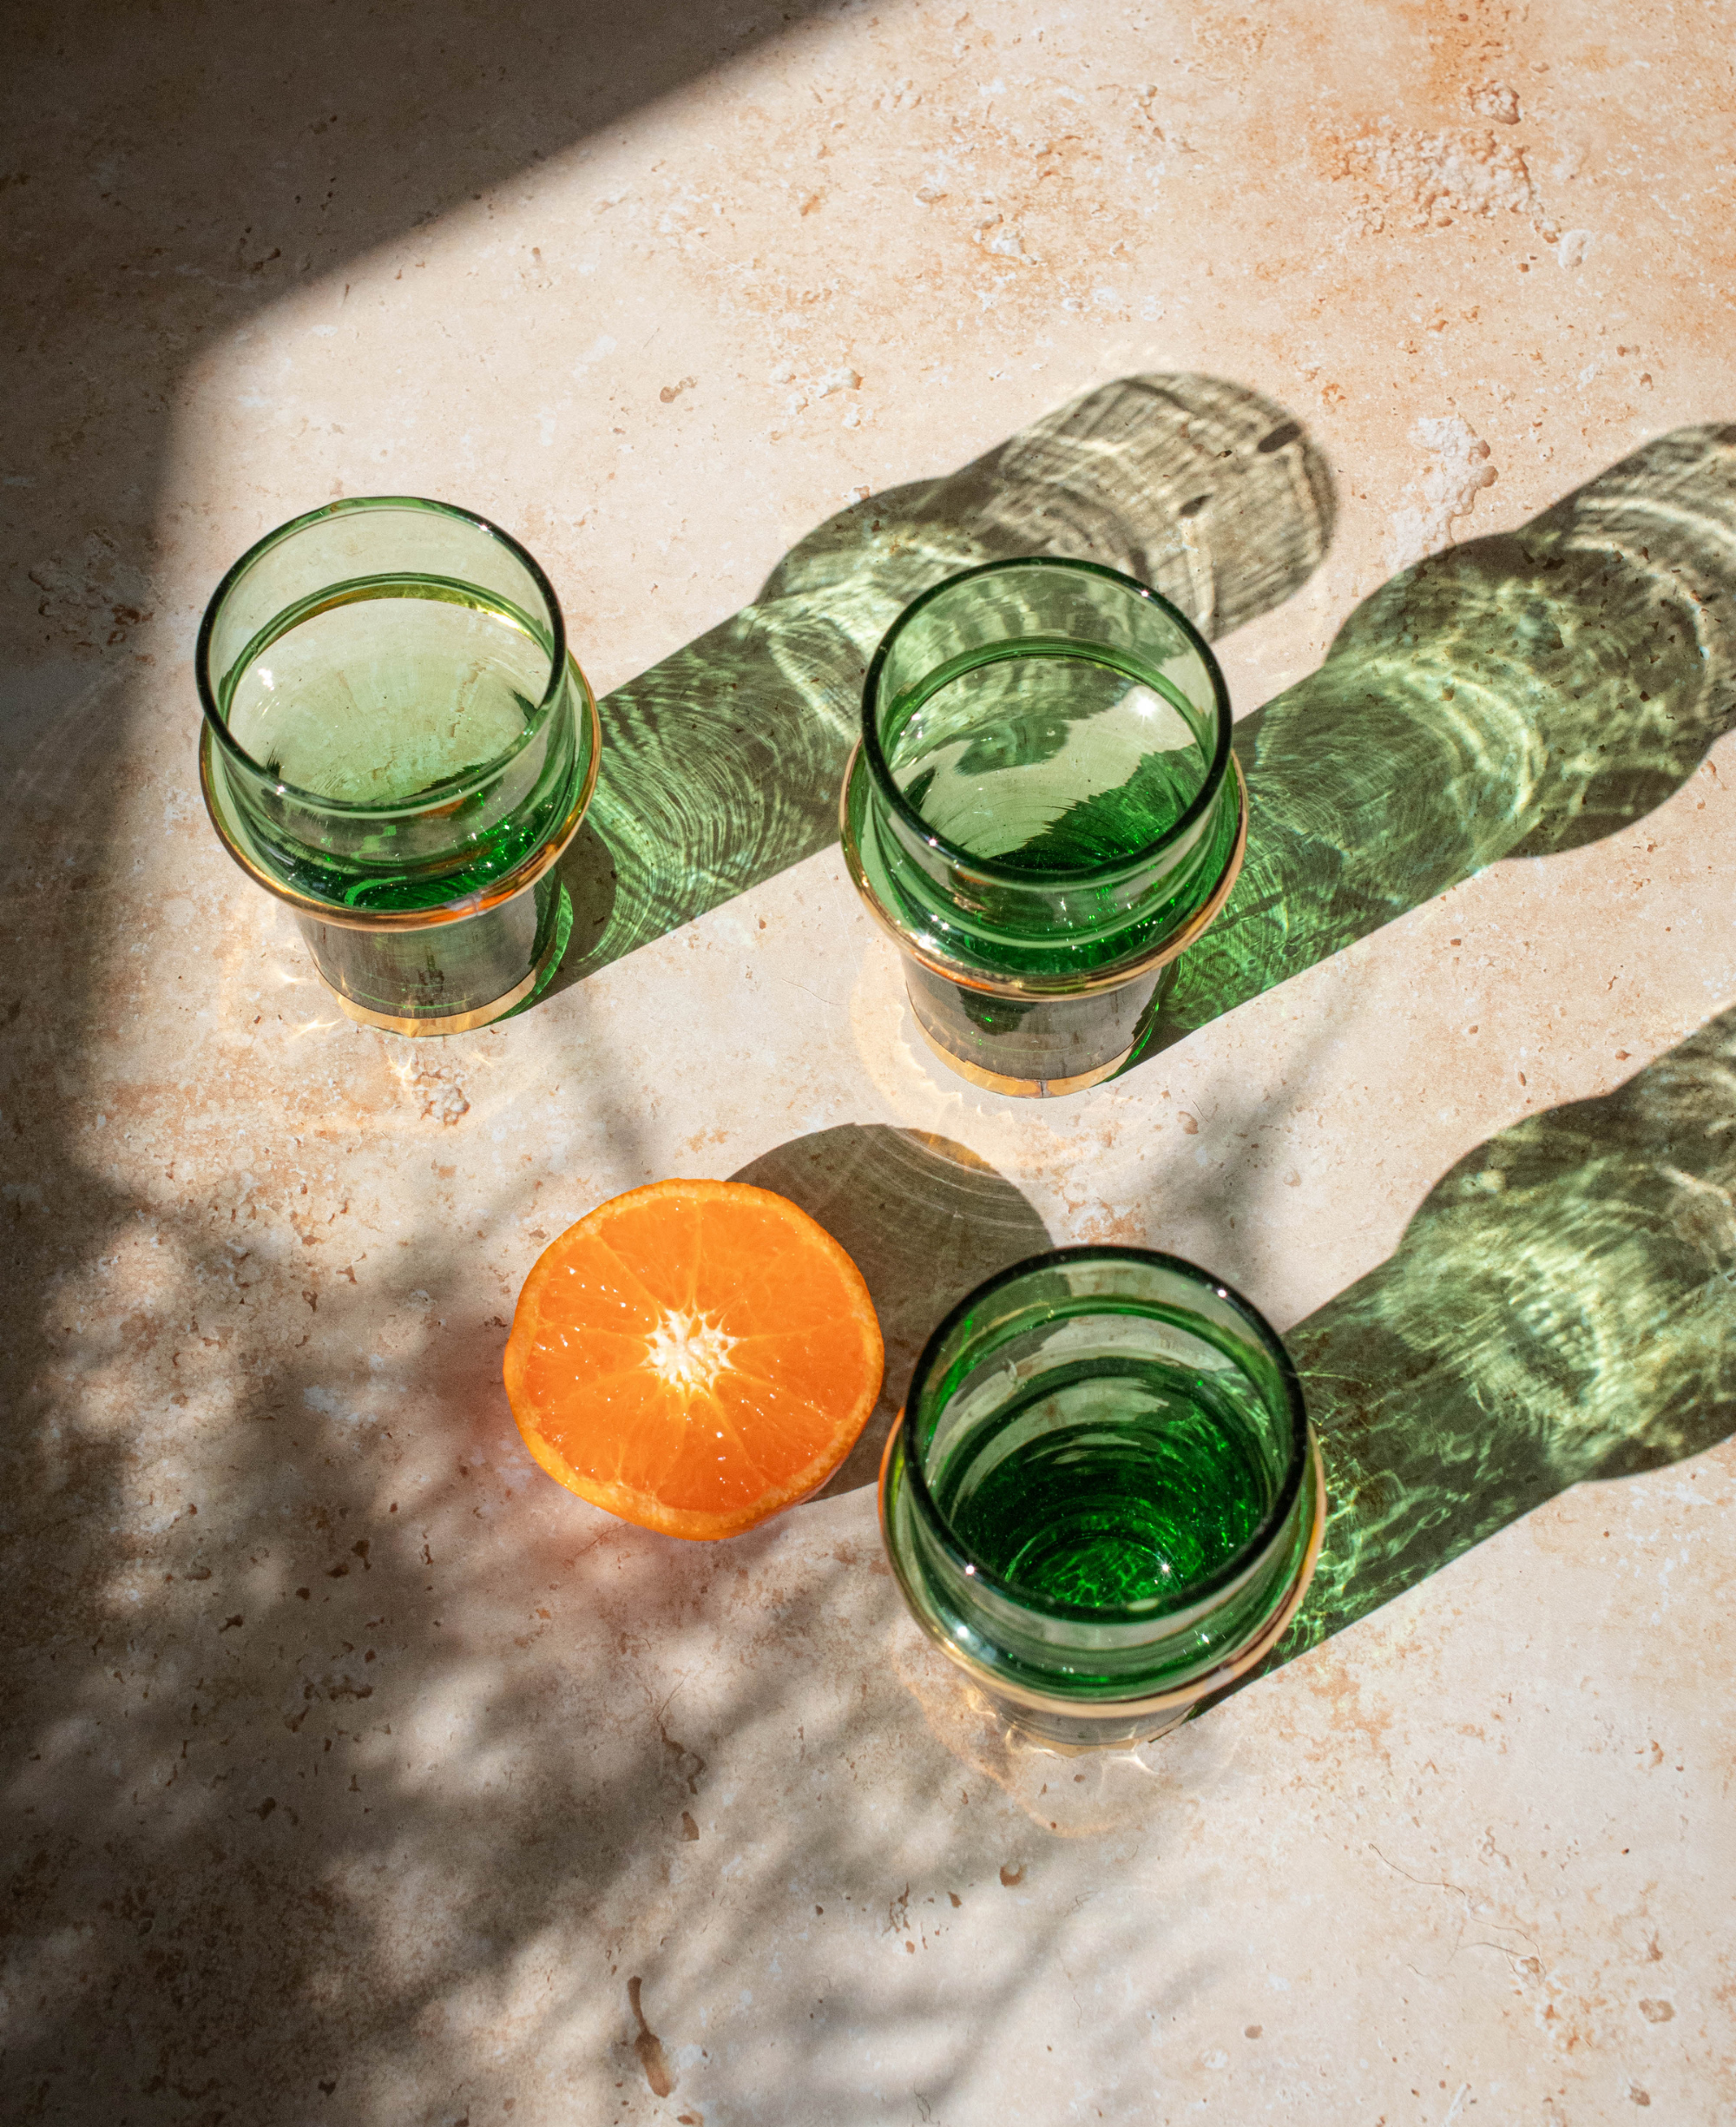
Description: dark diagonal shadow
xmin=1220 ymin=1003 xmax=1736 ymax=1691
xmin=1144 ymin=423 xmax=1736 ymax=1057
xmin=728 ymin=1127 xmax=1055 ymax=1496
xmin=545 ymin=372 xmax=1337 ymax=991
xmin=4 ymin=0 xmax=849 ymax=747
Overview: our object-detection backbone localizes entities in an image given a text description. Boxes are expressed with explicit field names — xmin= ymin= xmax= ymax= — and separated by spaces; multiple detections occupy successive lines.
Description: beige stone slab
xmin=3 ymin=1 xmax=1734 ymax=2121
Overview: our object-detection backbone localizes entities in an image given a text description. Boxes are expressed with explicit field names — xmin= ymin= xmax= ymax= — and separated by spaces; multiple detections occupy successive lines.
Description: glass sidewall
xmin=853 ymin=558 xmax=1237 ymax=980
xmin=210 ymin=659 xmax=585 ymax=914
xmin=845 ymin=742 xmax=1241 ymax=984
xmin=197 ymin=496 xmax=583 ymax=908
xmin=882 ymin=1422 xmax=1318 ymax=1708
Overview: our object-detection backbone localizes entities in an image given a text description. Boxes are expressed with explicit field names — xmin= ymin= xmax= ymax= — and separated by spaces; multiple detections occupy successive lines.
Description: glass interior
xmin=868 ymin=559 xmax=1224 ymax=879
xmin=201 ymin=497 xmax=562 ymax=808
xmin=224 ymin=586 xmax=553 ymax=806
xmin=907 ymin=1249 xmax=1305 ymax=1621
xmin=197 ymin=499 xmax=589 ymax=916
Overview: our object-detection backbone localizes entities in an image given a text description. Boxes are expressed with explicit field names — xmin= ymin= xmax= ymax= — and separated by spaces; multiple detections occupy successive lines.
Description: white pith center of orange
xmin=644 ymin=1307 xmax=738 ymax=1393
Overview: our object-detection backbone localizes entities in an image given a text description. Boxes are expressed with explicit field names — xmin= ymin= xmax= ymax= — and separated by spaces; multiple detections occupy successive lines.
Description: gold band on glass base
xmin=908 ymin=1019 xmax=1137 ymax=1098
xmin=889 ymin=1422 xmax=1326 ymax=1734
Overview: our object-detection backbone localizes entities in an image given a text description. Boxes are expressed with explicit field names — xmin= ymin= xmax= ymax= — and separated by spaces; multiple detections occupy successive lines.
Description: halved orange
xmin=504 ymin=1180 xmax=885 ymax=1540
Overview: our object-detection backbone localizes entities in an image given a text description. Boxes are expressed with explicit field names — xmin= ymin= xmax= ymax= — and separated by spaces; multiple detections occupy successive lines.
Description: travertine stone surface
xmin=3 ymin=3 xmax=1733 ymax=2122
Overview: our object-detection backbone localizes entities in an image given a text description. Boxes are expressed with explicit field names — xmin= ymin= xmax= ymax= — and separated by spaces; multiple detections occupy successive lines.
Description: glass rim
xmin=859 ymin=556 xmax=1233 ymax=888
xmin=896 ymin=1243 xmax=1310 ymax=1627
xmin=195 ymin=494 xmax=569 ymax=817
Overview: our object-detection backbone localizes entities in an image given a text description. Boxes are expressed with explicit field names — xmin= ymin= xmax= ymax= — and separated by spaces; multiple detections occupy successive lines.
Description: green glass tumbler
xmin=197 ymin=497 xmax=600 ymax=1034
xmin=880 ymin=1248 xmax=1324 ymax=1748
xmin=841 ymin=557 xmax=1246 ymax=1095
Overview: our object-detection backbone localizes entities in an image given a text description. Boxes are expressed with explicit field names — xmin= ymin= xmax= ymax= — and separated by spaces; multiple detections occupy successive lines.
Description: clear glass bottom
xmin=904 ymin=954 xmax=1177 ymax=1096
xmin=296 ymin=869 xmax=570 ymax=1035
xmin=962 ymin=1687 xmax=1194 ymax=1752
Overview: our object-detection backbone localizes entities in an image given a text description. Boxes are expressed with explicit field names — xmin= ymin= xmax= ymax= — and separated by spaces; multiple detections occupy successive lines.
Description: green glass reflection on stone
xmin=1181 ymin=1000 xmax=1736 ymax=1719
xmin=1143 ymin=422 xmax=1736 ymax=1064
xmin=574 ymin=372 xmax=1334 ymax=981
xmin=936 ymin=1354 xmax=1271 ymax=1610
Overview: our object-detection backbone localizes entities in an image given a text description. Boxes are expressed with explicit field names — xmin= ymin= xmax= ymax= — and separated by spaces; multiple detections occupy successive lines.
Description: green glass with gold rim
xmin=841 ymin=558 xmax=1245 ymax=1095
xmin=197 ymin=496 xmax=599 ymax=1034
xmin=880 ymin=1248 xmax=1323 ymax=1748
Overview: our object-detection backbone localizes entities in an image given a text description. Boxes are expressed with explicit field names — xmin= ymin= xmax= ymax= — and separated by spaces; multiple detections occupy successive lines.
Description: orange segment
xmin=503 ymin=1179 xmax=885 ymax=1540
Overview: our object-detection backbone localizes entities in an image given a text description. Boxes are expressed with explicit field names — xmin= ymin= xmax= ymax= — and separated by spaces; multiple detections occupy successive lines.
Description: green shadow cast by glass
xmin=842 ymin=558 xmax=1246 ymax=1096
xmin=566 ymin=374 xmax=1332 ymax=997
xmin=880 ymin=1247 xmax=1325 ymax=1748
xmin=1242 ymin=998 xmax=1736 ymax=1697
xmin=197 ymin=496 xmax=601 ymax=1034
xmin=1141 ymin=423 xmax=1736 ymax=1066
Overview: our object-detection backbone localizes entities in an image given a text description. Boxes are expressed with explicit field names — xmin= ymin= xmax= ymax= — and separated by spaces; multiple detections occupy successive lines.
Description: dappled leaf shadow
xmin=0 ymin=1106 xmax=1105 ymax=2124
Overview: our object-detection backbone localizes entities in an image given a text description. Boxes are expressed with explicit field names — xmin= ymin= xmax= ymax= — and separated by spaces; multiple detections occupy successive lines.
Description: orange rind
xmin=504 ymin=1179 xmax=884 ymax=1540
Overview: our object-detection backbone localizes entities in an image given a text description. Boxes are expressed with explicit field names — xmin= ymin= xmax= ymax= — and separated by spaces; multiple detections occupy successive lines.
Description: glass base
xmin=298 ymin=870 xmax=567 ymax=1037
xmin=907 ymin=988 xmax=1142 ymax=1097
xmin=982 ymin=1691 xmax=1194 ymax=1751
xmin=850 ymin=752 xmax=1247 ymax=1097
